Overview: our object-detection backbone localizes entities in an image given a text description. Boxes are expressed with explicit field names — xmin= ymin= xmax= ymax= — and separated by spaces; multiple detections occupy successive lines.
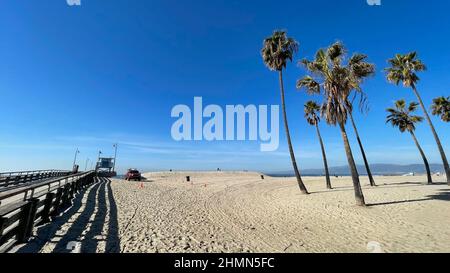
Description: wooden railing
xmin=0 ymin=171 xmax=96 ymax=253
xmin=0 ymin=170 xmax=73 ymax=189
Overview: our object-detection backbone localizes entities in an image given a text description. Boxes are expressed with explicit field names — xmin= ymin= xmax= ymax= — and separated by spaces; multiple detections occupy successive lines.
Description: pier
xmin=0 ymin=170 xmax=96 ymax=252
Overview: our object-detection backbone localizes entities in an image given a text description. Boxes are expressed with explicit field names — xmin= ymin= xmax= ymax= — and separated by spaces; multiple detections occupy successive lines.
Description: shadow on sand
xmin=310 ymin=180 xmax=450 ymax=207
xmin=368 ymin=189 xmax=450 ymax=207
xmin=15 ymin=177 xmax=120 ymax=253
xmin=313 ymin=181 xmax=448 ymax=194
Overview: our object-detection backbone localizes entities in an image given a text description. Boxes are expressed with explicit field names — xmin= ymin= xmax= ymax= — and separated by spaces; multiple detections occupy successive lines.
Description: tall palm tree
xmin=386 ymin=52 xmax=450 ymax=184
xmin=431 ymin=96 xmax=450 ymax=122
xmin=347 ymin=53 xmax=377 ymax=187
xmin=297 ymin=42 xmax=373 ymax=206
xmin=261 ymin=30 xmax=308 ymax=194
xmin=348 ymin=112 xmax=376 ymax=187
xmin=386 ymin=100 xmax=432 ymax=184
xmin=304 ymin=101 xmax=332 ymax=189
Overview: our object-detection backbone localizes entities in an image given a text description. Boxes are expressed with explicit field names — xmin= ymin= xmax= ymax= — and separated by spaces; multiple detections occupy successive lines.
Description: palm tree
xmin=304 ymin=101 xmax=332 ymax=189
xmin=297 ymin=42 xmax=373 ymax=206
xmin=348 ymin=111 xmax=376 ymax=187
xmin=386 ymin=52 xmax=449 ymax=184
xmin=261 ymin=30 xmax=308 ymax=194
xmin=386 ymin=100 xmax=432 ymax=184
xmin=431 ymin=96 xmax=450 ymax=122
xmin=347 ymin=53 xmax=377 ymax=187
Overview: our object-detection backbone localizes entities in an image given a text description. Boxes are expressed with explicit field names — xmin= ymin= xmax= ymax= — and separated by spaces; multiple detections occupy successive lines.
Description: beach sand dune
xmin=12 ymin=172 xmax=450 ymax=253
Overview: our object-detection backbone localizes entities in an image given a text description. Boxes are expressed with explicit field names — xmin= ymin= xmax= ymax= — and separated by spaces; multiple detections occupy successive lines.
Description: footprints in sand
xmin=114 ymin=173 xmax=450 ymax=253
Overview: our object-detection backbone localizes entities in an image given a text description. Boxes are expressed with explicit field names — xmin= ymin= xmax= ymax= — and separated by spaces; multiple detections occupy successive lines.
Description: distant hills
xmin=268 ymin=164 xmax=445 ymax=176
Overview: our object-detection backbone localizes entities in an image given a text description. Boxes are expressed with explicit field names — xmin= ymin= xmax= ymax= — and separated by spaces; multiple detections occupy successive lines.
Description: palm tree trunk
xmin=338 ymin=121 xmax=365 ymax=206
xmin=315 ymin=123 xmax=332 ymax=189
xmin=279 ymin=70 xmax=309 ymax=194
xmin=412 ymin=85 xmax=450 ymax=184
xmin=349 ymin=113 xmax=376 ymax=187
xmin=410 ymin=131 xmax=433 ymax=184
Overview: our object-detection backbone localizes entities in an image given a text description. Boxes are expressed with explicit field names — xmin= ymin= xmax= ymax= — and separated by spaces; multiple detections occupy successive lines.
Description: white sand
xmin=13 ymin=172 xmax=450 ymax=253
xmin=113 ymin=172 xmax=450 ymax=253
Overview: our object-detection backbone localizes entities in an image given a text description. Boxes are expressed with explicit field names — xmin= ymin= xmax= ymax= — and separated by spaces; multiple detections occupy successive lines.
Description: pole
xmin=85 ymin=158 xmax=90 ymax=171
xmin=113 ymin=144 xmax=118 ymax=172
xmin=96 ymin=150 xmax=102 ymax=171
xmin=73 ymin=148 xmax=79 ymax=168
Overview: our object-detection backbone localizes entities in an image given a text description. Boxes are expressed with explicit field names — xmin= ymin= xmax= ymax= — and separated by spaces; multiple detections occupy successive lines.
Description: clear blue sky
xmin=0 ymin=0 xmax=449 ymax=173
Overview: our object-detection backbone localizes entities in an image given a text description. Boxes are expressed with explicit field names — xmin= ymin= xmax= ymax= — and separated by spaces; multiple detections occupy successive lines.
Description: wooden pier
xmin=0 ymin=171 xmax=96 ymax=252
xmin=0 ymin=170 xmax=72 ymax=190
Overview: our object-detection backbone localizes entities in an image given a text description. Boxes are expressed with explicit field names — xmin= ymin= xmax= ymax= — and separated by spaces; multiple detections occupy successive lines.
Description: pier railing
xmin=0 ymin=171 xmax=96 ymax=252
xmin=0 ymin=170 xmax=73 ymax=189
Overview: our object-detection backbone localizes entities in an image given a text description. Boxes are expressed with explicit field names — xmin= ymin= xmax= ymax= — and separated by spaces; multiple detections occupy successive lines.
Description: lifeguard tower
xmin=95 ymin=157 xmax=117 ymax=177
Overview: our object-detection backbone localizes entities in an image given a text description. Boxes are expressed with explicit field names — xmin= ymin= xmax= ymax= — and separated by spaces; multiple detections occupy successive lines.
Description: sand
xmin=12 ymin=172 xmax=450 ymax=253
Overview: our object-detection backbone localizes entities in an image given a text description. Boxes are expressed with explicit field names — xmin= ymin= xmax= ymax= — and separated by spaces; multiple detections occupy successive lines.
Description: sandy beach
xmin=13 ymin=172 xmax=450 ymax=253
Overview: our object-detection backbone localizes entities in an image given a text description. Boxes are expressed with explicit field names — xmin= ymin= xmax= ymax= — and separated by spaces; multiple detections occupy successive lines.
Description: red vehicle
xmin=125 ymin=169 xmax=142 ymax=181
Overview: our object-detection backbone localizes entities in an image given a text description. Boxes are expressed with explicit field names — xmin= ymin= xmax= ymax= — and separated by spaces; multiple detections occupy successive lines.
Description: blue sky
xmin=0 ymin=0 xmax=449 ymax=173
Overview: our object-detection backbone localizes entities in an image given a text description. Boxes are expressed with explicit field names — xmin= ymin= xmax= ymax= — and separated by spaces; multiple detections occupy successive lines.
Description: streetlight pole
xmin=96 ymin=150 xmax=102 ymax=170
xmin=85 ymin=158 xmax=90 ymax=171
xmin=73 ymin=148 xmax=80 ymax=168
xmin=113 ymin=143 xmax=118 ymax=172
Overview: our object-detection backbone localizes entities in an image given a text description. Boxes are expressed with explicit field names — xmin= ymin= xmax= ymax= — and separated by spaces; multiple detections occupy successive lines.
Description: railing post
xmin=61 ymin=184 xmax=71 ymax=208
xmin=17 ymin=198 xmax=39 ymax=243
xmin=0 ymin=216 xmax=6 ymax=236
xmin=69 ymin=181 xmax=76 ymax=200
xmin=17 ymin=202 xmax=31 ymax=242
xmin=82 ymin=176 xmax=87 ymax=188
xmin=41 ymin=192 xmax=55 ymax=223
xmin=4 ymin=176 xmax=10 ymax=187
xmin=76 ymin=179 xmax=82 ymax=193
xmin=14 ymin=175 xmax=20 ymax=186
xmin=25 ymin=198 xmax=39 ymax=239
xmin=51 ymin=188 xmax=63 ymax=217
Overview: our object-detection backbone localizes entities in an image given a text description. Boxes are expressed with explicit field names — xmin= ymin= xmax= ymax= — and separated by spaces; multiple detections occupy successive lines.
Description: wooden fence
xmin=0 ymin=171 xmax=96 ymax=253
xmin=0 ymin=170 xmax=73 ymax=189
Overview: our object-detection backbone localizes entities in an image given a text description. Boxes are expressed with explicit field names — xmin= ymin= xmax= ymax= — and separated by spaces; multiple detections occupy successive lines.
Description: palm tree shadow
xmin=15 ymin=177 xmax=120 ymax=253
xmin=384 ymin=181 xmax=424 ymax=186
xmin=312 ymin=181 xmax=446 ymax=194
xmin=383 ymin=181 xmax=447 ymax=186
xmin=427 ymin=189 xmax=450 ymax=201
xmin=368 ymin=189 xmax=450 ymax=207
